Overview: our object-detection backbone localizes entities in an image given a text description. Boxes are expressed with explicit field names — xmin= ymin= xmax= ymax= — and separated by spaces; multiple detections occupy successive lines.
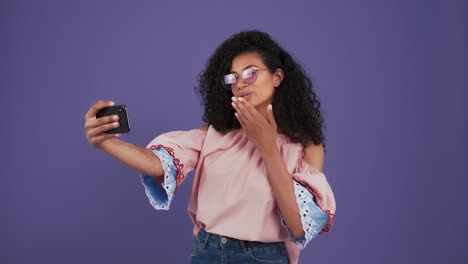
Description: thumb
xmin=267 ymin=104 xmax=277 ymax=126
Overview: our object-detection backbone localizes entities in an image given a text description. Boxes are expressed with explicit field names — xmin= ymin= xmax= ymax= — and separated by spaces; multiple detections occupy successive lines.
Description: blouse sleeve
xmin=278 ymin=154 xmax=336 ymax=249
xmin=140 ymin=129 xmax=206 ymax=211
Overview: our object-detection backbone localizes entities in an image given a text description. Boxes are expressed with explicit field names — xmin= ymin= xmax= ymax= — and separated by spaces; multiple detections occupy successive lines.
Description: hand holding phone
xmin=96 ymin=105 xmax=131 ymax=134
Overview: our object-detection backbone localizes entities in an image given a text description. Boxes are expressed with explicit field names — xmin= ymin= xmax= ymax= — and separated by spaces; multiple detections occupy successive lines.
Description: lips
xmin=239 ymin=92 xmax=253 ymax=101
xmin=239 ymin=92 xmax=252 ymax=98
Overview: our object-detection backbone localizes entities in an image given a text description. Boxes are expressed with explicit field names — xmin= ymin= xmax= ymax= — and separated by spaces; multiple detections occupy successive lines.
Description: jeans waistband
xmin=196 ymin=228 xmax=286 ymax=251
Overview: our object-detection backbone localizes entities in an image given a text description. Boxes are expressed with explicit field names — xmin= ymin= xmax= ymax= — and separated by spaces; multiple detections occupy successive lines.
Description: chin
xmin=248 ymin=99 xmax=261 ymax=108
xmin=254 ymin=99 xmax=271 ymax=108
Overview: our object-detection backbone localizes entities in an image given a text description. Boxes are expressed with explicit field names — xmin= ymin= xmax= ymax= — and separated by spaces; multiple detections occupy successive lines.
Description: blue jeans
xmin=191 ymin=228 xmax=289 ymax=264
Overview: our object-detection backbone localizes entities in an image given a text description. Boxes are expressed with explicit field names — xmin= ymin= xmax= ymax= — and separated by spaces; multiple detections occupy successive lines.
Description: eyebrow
xmin=229 ymin=65 xmax=259 ymax=74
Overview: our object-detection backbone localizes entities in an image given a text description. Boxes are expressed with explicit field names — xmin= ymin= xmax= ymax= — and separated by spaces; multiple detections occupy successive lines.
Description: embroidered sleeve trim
xmin=278 ymin=180 xmax=331 ymax=249
xmin=140 ymin=144 xmax=185 ymax=210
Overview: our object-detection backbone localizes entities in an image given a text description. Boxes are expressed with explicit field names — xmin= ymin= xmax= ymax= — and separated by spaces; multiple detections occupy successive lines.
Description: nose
xmin=234 ymin=78 xmax=247 ymax=90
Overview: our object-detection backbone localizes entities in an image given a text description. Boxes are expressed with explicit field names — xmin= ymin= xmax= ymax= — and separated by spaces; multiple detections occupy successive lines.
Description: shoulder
xmin=302 ymin=143 xmax=324 ymax=171
xmin=198 ymin=124 xmax=209 ymax=131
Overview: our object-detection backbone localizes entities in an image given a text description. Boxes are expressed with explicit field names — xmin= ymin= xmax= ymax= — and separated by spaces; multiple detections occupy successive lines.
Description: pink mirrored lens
xmin=224 ymin=74 xmax=236 ymax=85
xmin=242 ymin=68 xmax=257 ymax=84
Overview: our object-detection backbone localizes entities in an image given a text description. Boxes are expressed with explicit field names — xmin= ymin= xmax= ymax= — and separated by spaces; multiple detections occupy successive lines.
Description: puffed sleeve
xmin=140 ymin=129 xmax=207 ymax=210
xmin=279 ymin=152 xmax=336 ymax=249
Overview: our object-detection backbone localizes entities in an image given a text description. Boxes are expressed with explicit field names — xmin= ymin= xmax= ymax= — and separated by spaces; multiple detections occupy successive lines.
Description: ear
xmin=273 ymin=69 xmax=284 ymax=87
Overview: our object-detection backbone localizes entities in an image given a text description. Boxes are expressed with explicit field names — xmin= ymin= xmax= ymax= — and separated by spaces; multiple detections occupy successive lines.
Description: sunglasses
xmin=223 ymin=67 xmax=269 ymax=90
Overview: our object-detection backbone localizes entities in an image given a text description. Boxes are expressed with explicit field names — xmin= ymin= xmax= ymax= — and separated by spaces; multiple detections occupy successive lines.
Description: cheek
xmin=255 ymin=87 xmax=275 ymax=100
xmin=257 ymin=77 xmax=275 ymax=90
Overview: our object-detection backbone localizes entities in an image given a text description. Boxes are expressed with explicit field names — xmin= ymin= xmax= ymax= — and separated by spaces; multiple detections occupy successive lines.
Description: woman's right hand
xmin=85 ymin=100 xmax=121 ymax=149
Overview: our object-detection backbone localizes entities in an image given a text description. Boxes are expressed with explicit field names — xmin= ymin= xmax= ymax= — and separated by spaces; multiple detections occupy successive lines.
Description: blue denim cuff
xmin=279 ymin=180 xmax=330 ymax=249
xmin=140 ymin=146 xmax=179 ymax=210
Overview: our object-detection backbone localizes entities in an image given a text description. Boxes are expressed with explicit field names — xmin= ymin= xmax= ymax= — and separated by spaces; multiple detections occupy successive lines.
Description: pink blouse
xmin=140 ymin=125 xmax=336 ymax=263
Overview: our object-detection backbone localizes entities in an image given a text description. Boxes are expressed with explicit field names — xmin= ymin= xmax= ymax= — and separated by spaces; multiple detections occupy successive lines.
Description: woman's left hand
xmin=231 ymin=97 xmax=277 ymax=150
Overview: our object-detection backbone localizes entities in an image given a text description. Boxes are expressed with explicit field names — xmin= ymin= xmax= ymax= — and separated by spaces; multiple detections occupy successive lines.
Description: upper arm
xmin=302 ymin=143 xmax=324 ymax=171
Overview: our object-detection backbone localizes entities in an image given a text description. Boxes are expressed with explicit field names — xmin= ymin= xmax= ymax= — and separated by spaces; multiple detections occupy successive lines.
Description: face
xmin=226 ymin=52 xmax=283 ymax=109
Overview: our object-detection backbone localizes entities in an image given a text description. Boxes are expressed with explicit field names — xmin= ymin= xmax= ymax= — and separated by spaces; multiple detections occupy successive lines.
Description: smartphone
xmin=96 ymin=105 xmax=131 ymax=134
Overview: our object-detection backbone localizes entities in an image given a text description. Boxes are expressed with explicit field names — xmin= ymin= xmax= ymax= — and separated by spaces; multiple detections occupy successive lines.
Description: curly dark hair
xmin=195 ymin=30 xmax=326 ymax=149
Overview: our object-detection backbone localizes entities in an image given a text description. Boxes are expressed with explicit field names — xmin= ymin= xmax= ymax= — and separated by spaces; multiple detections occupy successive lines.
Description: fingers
xmin=85 ymin=100 xmax=115 ymax=120
xmin=266 ymin=104 xmax=277 ymax=127
xmin=234 ymin=112 xmax=245 ymax=128
xmin=237 ymin=97 xmax=261 ymax=117
xmin=232 ymin=99 xmax=247 ymax=126
xmin=85 ymin=114 xmax=119 ymax=130
xmin=88 ymin=121 xmax=120 ymax=137
xmin=231 ymin=97 xmax=255 ymax=122
xmin=85 ymin=100 xmax=120 ymax=148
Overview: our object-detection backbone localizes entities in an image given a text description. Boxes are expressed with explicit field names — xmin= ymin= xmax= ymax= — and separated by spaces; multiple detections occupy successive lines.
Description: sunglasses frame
xmin=222 ymin=67 xmax=269 ymax=90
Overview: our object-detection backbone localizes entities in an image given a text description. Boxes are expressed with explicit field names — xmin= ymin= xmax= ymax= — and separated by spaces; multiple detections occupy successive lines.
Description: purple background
xmin=1 ymin=0 xmax=466 ymax=263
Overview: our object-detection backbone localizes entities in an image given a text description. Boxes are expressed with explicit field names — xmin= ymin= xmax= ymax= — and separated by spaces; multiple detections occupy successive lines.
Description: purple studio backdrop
xmin=1 ymin=0 xmax=467 ymax=263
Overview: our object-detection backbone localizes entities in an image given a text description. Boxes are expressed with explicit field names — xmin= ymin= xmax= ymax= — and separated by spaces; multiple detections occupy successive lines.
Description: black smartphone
xmin=96 ymin=105 xmax=131 ymax=134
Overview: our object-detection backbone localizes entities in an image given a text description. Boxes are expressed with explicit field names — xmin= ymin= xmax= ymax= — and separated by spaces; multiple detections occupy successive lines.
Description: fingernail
xmin=231 ymin=102 xmax=236 ymax=107
xmin=113 ymin=122 xmax=119 ymax=127
xmin=109 ymin=101 xmax=115 ymax=106
xmin=231 ymin=97 xmax=236 ymax=101
xmin=113 ymin=115 xmax=119 ymax=121
xmin=268 ymin=104 xmax=272 ymax=110
xmin=238 ymin=97 xmax=244 ymax=102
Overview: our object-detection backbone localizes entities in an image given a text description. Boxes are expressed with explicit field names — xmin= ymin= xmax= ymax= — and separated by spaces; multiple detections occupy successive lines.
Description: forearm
xmin=98 ymin=138 xmax=164 ymax=178
xmin=259 ymin=144 xmax=305 ymax=238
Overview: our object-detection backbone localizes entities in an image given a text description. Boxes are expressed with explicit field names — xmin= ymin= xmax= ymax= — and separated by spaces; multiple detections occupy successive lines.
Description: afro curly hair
xmin=195 ymin=30 xmax=326 ymax=149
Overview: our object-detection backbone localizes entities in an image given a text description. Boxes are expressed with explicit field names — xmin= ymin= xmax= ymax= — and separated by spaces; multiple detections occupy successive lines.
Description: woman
xmin=85 ymin=30 xmax=336 ymax=264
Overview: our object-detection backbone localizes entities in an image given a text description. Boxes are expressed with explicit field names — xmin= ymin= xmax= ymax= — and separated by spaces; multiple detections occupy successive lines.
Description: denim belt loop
xmin=199 ymin=228 xmax=211 ymax=249
xmin=279 ymin=241 xmax=286 ymax=255
xmin=239 ymin=240 xmax=249 ymax=254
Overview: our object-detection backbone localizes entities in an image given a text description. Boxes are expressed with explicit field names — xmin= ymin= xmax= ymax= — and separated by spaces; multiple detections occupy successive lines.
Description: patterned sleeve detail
xmin=278 ymin=180 xmax=332 ymax=249
xmin=140 ymin=144 xmax=185 ymax=210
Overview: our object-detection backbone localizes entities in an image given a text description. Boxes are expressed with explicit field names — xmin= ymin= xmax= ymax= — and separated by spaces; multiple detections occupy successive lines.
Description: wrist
xmin=258 ymin=141 xmax=279 ymax=156
xmin=96 ymin=137 xmax=119 ymax=151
